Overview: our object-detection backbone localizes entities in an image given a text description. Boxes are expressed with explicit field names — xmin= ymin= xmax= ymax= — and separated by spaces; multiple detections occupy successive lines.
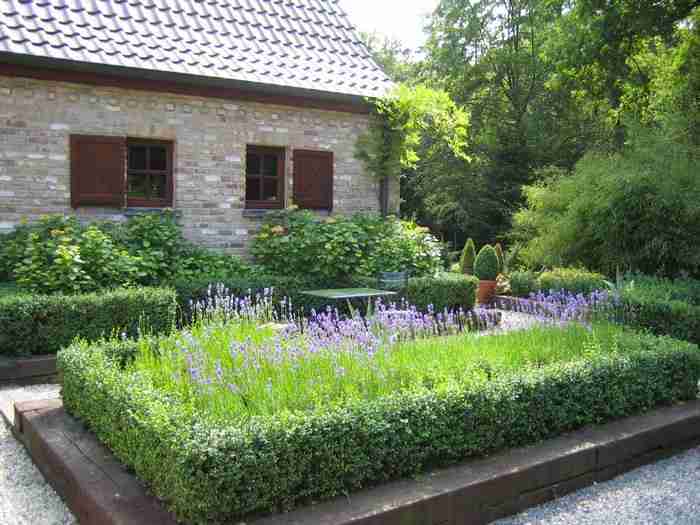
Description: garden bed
xmin=57 ymin=298 xmax=700 ymax=524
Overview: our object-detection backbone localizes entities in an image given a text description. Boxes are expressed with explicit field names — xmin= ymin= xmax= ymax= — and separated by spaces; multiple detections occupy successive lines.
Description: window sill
xmin=124 ymin=207 xmax=180 ymax=218
xmin=242 ymin=209 xmax=274 ymax=219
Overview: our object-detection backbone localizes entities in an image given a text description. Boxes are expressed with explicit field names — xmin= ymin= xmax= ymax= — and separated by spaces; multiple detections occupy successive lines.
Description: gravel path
xmin=0 ymin=385 xmax=75 ymax=525
xmin=495 ymin=446 xmax=700 ymax=525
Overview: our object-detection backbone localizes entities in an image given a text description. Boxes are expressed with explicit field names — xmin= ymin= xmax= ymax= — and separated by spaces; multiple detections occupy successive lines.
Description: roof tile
xmin=0 ymin=0 xmax=390 ymax=98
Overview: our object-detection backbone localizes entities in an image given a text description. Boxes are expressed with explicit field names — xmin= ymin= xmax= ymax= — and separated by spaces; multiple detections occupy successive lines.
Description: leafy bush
xmin=509 ymin=270 xmax=539 ymax=297
xmin=512 ymin=119 xmax=700 ymax=277
xmin=473 ymin=245 xmax=499 ymax=280
xmin=250 ymin=210 xmax=442 ymax=282
xmin=3 ymin=213 xmax=249 ymax=293
xmin=0 ymin=287 xmax=176 ymax=356
xmin=619 ymin=275 xmax=700 ymax=344
xmin=459 ymin=238 xmax=476 ymax=275
xmin=405 ymin=273 xmax=478 ymax=311
xmin=60 ymin=329 xmax=700 ymax=523
xmin=14 ymin=219 xmax=142 ymax=294
xmin=538 ymin=268 xmax=609 ymax=295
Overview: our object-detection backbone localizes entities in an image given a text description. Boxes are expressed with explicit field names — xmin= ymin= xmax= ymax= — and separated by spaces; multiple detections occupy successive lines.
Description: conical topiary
xmin=494 ymin=242 xmax=505 ymax=274
xmin=474 ymin=245 xmax=499 ymax=281
xmin=459 ymin=238 xmax=476 ymax=275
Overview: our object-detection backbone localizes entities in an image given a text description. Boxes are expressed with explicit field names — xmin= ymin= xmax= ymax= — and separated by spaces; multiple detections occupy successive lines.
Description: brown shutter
xmin=70 ymin=135 xmax=125 ymax=208
xmin=293 ymin=150 xmax=333 ymax=210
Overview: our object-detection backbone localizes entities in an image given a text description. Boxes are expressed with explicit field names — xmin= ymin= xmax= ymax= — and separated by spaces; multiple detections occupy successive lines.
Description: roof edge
xmin=0 ymin=53 xmax=377 ymax=115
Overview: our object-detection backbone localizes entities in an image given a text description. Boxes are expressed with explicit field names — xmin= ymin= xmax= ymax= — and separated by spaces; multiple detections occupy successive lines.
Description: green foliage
xmin=0 ymin=287 xmax=176 ymax=356
xmin=60 ymin=327 xmax=700 ymax=523
xmin=355 ymin=84 xmax=471 ymax=182
xmin=405 ymin=273 xmax=478 ymax=311
xmin=538 ymin=268 xmax=609 ymax=296
xmin=509 ymin=270 xmax=539 ymax=298
xmin=473 ymin=245 xmax=499 ymax=281
xmin=250 ymin=210 xmax=442 ymax=282
xmin=4 ymin=213 xmax=249 ymax=293
xmin=619 ymin=275 xmax=700 ymax=344
xmin=14 ymin=217 xmax=142 ymax=294
xmin=512 ymin=117 xmax=700 ymax=277
xmin=459 ymin=238 xmax=476 ymax=275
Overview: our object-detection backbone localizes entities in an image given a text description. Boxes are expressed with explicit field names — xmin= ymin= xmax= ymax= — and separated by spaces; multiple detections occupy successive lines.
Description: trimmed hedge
xmin=59 ymin=331 xmax=700 ymax=524
xmin=620 ymin=275 xmax=700 ymax=344
xmin=509 ymin=267 xmax=609 ymax=297
xmin=0 ymin=287 xmax=176 ymax=356
xmin=405 ymin=274 xmax=478 ymax=311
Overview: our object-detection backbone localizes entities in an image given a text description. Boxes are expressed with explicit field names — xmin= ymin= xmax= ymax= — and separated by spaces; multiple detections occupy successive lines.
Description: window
xmin=245 ymin=146 xmax=285 ymax=209
xmin=126 ymin=139 xmax=173 ymax=207
xmin=70 ymin=135 xmax=173 ymax=209
xmin=293 ymin=150 xmax=333 ymax=210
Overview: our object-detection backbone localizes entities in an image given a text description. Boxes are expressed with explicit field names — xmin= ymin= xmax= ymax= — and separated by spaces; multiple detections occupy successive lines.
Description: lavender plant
xmin=128 ymin=285 xmax=622 ymax=423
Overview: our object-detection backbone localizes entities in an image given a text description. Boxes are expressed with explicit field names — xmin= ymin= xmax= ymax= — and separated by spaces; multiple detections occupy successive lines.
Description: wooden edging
xmin=0 ymin=355 xmax=58 ymax=385
xmin=12 ymin=398 xmax=700 ymax=525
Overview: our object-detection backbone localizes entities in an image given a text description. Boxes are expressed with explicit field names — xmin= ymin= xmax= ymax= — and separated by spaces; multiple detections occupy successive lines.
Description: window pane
xmin=245 ymin=177 xmax=261 ymax=201
xmin=246 ymin=153 xmax=261 ymax=175
xmin=262 ymin=154 xmax=278 ymax=177
xmin=128 ymin=146 xmax=147 ymax=170
xmin=128 ymin=173 xmax=148 ymax=198
xmin=263 ymin=177 xmax=278 ymax=201
xmin=150 ymin=146 xmax=167 ymax=171
xmin=150 ymin=173 xmax=166 ymax=199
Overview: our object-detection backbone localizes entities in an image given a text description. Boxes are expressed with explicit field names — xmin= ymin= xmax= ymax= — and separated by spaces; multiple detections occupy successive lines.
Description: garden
xmin=2 ymin=208 xmax=700 ymax=523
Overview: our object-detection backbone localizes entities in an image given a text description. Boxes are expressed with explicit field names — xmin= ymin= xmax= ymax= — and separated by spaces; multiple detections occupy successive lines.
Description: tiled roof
xmin=0 ymin=0 xmax=391 ymax=99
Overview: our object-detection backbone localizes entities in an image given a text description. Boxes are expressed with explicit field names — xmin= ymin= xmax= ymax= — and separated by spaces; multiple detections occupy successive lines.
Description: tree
xmin=359 ymin=32 xmax=420 ymax=84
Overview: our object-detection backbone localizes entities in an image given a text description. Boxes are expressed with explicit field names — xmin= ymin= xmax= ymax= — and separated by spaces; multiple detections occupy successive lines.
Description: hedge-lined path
xmin=496 ymin=445 xmax=700 ymax=525
xmin=0 ymin=384 xmax=75 ymax=525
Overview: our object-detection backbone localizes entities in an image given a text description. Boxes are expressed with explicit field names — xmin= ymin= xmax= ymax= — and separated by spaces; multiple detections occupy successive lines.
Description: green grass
xmin=128 ymin=320 xmax=624 ymax=423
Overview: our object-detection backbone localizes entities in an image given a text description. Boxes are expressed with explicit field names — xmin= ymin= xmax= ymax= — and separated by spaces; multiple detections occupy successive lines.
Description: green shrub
xmin=250 ymin=210 xmax=442 ymax=282
xmin=473 ymin=245 xmax=499 ymax=280
xmin=405 ymin=273 xmax=478 ymax=311
xmin=14 ymin=222 xmax=142 ymax=294
xmin=509 ymin=270 xmax=539 ymax=297
xmin=620 ymin=275 xmax=700 ymax=344
xmin=0 ymin=287 xmax=176 ymax=356
xmin=60 ymin=330 xmax=700 ymax=523
xmin=3 ymin=213 xmax=250 ymax=293
xmin=538 ymin=268 xmax=609 ymax=295
xmin=459 ymin=238 xmax=476 ymax=275
xmin=511 ymin=118 xmax=700 ymax=277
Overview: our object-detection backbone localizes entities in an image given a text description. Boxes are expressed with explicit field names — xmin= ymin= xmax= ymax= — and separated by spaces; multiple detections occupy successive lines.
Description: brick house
xmin=0 ymin=0 xmax=395 ymax=253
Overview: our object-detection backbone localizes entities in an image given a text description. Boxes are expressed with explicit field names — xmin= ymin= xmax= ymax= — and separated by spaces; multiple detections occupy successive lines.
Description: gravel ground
xmin=0 ymin=384 xmax=75 ymax=525
xmin=495 ymin=446 xmax=700 ymax=525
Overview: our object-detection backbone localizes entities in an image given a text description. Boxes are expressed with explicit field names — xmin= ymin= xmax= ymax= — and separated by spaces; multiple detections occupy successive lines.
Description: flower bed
xmin=58 ymin=291 xmax=700 ymax=523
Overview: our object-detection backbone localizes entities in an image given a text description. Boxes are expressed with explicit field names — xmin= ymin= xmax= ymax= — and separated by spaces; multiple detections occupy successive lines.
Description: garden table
xmin=300 ymin=288 xmax=397 ymax=301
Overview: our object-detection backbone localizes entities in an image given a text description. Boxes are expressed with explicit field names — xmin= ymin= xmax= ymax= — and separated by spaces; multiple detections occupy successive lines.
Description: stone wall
xmin=0 ymin=75 xmax=392 ymax=253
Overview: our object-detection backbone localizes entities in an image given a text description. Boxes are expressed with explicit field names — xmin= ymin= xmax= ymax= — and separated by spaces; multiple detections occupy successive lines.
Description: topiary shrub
xmin=459 ymin=238 xmax=476 ymax=275
xmin=509 ymin=270 xmax=540 ymax=297
xmin=538 ymin=268 xmax=609 ymax=296
xmin=474 ymin=245 xmax=499 ymax=281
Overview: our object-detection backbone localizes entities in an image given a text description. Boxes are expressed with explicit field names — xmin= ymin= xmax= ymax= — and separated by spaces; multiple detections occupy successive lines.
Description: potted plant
xmin=474 ymin=245 xmax=499 ymax=304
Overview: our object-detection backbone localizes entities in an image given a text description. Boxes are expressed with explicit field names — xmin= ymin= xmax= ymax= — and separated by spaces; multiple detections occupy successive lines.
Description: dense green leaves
xmin=250 ymin=209 xmax=442 ymax=282
xmin=0 ymin=287 xmax=176 ymax=356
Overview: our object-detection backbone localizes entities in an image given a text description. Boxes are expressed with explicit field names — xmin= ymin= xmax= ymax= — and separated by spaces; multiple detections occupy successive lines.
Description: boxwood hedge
xmin=59 ymin=331 xmax=700 ymax=524
xmin=0 ymin=287 xmax=176 ymax=356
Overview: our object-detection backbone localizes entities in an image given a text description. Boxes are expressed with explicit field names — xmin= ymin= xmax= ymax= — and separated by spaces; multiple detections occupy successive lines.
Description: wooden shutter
xmin=70 ymin=135 xmax=125 ymax=208
xmin=293 ymin=150 xmax=333 ymax=210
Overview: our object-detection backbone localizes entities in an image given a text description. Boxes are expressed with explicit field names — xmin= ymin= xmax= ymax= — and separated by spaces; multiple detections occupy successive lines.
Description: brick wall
xmin=0 ymin=75 xmax=393 ymax=253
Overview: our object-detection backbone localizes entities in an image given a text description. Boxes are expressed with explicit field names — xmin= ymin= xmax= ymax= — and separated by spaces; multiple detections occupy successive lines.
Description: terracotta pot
xmin=477 ymin=280 xmax=498 ymax=305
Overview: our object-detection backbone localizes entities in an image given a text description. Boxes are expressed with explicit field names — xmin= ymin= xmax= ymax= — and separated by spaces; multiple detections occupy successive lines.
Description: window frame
xmin=126 ymin=138 xmax=174 ymax=208
xmin=245 ymin=145 xmax=286 ymax=209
